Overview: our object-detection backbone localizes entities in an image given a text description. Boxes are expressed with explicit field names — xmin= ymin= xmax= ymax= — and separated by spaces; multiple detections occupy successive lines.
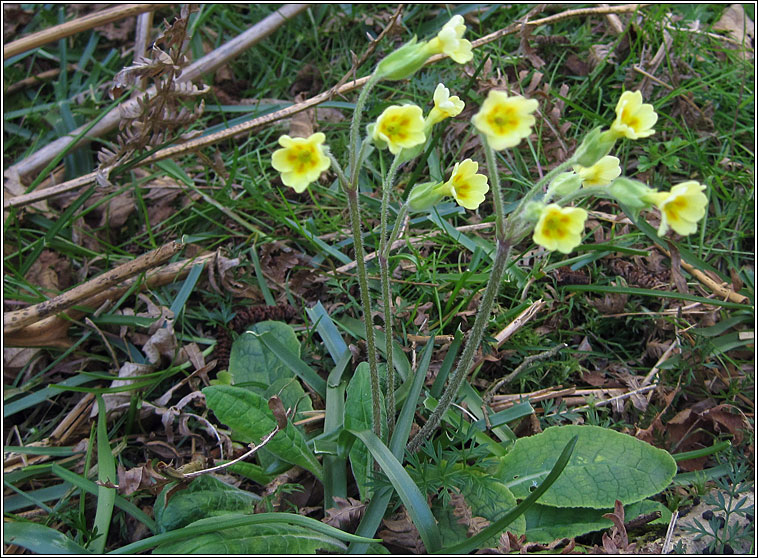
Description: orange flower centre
xmin=381 ymin=115 xmax=411 ymax=140
xmin=542 ymin=213 xmax=570 ymax=239
xmin=287 ymin=146 xmax=315 ymax=173
xmin=488 ymin=106 xmax=517 ymax=134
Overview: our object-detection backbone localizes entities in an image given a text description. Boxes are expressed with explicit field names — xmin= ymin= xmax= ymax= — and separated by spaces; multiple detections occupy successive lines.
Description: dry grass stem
xmin=4 ymin=240 xmax=184 ymax=334
xmin=3 ymin=251 xmax=217 ymax=347
xmin=3 ymin=4 xmax=164 ymax=60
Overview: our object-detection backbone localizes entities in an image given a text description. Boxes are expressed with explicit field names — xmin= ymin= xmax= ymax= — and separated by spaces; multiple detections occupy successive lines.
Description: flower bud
xmin=573 ymin=127 xmax=617 ymax=167
xmin=522 ymin=200 xmax=546 ymax=222
xmin=546 ymin=172 xmax=582 ymax=198
xmin=407 ymin=181 xmax=446 ymax=212
xmin=375 ymin=37 xmax=434 ymax=81
xmin=608 ymin=177 xmax=656 ymax=217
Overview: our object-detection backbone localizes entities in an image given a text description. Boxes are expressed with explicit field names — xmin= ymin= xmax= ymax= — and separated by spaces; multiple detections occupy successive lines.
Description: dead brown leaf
xmin=450 ymin=491 xmax=491 ymax=537
xmin=378 ymin=508 xmax=425 ymax=554
xmin=595 ymin=500 xmax=636 ymax=554
xmin=24 ymin=249 xmax=73 ymax=296
xmin=713 ymin=4 xmax=754 ymax=56
xmin=3 ymin=4 xmax=33 ymax=40
xmin=323 ymin=496 xmax=366 ymax=531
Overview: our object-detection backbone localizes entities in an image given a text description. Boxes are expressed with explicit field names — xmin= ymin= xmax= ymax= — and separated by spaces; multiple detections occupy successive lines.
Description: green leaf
xmin=4 ymin=521 xmax=91 ymax=554
xmin=110 ymin=512 xmax=379 ymax=554
xmin=344 ymin=362 xmax=385 ymax=500
xmin=154 ymin=521 xmax=347 ymax=554
xmin=496 ymin=425 xmax=677 ymax=508
xmin=524 ymin=499 xmax=671 ymax=543
xmin=438 ymin=435 xmax=578 ymax=554
xmin=350 ymin=429 xmax=442 ymax=553
xmin=154 ymin=475 xmax=260 ymax=533
xmin=203 ymin=385 xmax=323 ymax=481
xmin=434 ymin=464 xmax=525 ymax=548
xmin=228 ymin=321 xmax=300 ymax=390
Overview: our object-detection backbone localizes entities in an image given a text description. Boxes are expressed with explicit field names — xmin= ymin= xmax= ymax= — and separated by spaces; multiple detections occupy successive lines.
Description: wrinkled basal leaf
xmin=496 ymin=425 xmax=676 ymax=508
xmin=154 ymin=521 xmax=346 ymax=554
xmin=228 ymin=321 xmax=300 ymax=390
xmin=524 ymin=498 xmax=671 ymax=542
xmin=154 ymin=475 xmax=260 ymax=533
xmin=434 ymin=463 xmax=525 ymax=548
xmin=203 ymin=385 xmax=323 ymax=481
xmin=344 ymin=363 xmax=385 ymax=500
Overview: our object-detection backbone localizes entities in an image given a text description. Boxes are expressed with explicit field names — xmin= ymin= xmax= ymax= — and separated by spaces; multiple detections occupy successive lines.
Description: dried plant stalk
xmin=4 ymin=240 xmax=183 ymax=334
xmin=3 ymin=252 xmax=217 ymax=347
xmin=4 ymin=4 xmax=164 ymax=60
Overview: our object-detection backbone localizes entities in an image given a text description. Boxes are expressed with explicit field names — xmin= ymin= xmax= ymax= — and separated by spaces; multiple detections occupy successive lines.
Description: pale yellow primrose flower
xmin=573 ymin=155 xmax=622 ymax=187
xmin=372 ymin=105 xmax=426 ymax=155
xmin=436 ymin=159 xmax=489 ymax=210
xmin=271 ymin=133 xmax=331 ymax=193
xmin=645 ymin=181 xmax=708 ymax=236
xmin=533 ymin=204 xmax=588 ymax=254
xmin=610 ymin=90 xmax=658 ymax=140
xmin=472 ymin=90 xmax=539 ymax=150
xmin=426 ymin=83 xmax=465 ymax=127
xmin=427 ymin=15 xmax=473 ymax=64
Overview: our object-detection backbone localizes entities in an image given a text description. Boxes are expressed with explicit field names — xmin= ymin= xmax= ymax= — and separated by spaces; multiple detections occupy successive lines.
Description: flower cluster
xmin=270 ymin=17 xmax=708 ymax=258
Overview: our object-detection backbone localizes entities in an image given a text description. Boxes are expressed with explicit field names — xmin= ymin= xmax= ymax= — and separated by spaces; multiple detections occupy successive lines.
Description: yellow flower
xmin=533 ymin=204 xmax=588 ymax=254
xmin=426 ymin=83 xmax=465 ymax=127
xmin=610 ymin=90 xmax=658 ymax=140
xmin=372 ymin=104 xmax=426 ymax=155
xmin=573 ymin=155 xmax=622 ymax=187
xmin=436 ymin=159 xmax=489 ymax=210
xmin=427 ymin=15 xmax=473 ymax=64
xmin=646 ymin=181 xmax=708 ymax=236
xmin=472 ymin=90 xmax=539 ymax=150
xmin=271 ymin=133 xmax=331 ymax=193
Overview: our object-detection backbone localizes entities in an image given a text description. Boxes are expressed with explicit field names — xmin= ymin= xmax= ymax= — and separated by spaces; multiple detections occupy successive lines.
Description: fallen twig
xmin=4 ymin=240 xmax=184 ymax=334
xmin=3 ymin=4 xmax=163 ymax=60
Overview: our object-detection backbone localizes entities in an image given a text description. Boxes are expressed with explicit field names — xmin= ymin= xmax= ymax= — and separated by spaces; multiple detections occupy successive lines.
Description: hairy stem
xmin=407 ymin=137 xmax=512 ymax=453
xmin=345 ymin=187 xmax=382 ymax=438
xmin=349 ymin=72 xmax=381 ymax=187
xmin=379 ymin=155 xmax=403 ymax=433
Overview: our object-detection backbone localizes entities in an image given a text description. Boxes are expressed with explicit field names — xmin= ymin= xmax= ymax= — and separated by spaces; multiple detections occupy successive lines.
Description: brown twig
xmin=3 ymin=4 xmax=164 ymax=60
xmin=3 ymin=240 xmax=184 ymax=334
xmin=3 ymin=251 xmax=217 ymax=347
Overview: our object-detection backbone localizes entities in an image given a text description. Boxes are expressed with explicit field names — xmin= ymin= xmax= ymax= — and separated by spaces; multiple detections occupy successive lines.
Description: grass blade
xmin=323 ymin=350 xmax=351 ymax=508
xmin=349 ymin=429 xmax=442 ymax=553
xmin=4 ymin=521 xmax=92 ymax=554
xmin=50 ymin=464 xmax=156 ymax=533
xmin=306 ymin=301 xmax=348 ymax=364
xmin=90 ymin=395 xmax=117 ymax=553
xmin=258 ymin=331 xmax=326 ymax=398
